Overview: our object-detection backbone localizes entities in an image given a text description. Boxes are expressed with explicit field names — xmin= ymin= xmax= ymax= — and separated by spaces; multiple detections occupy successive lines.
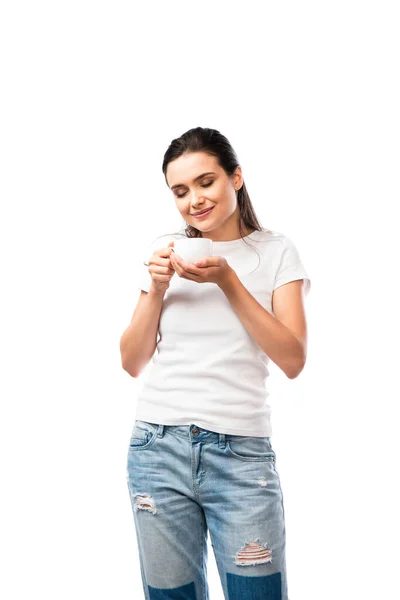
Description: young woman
xmin=120 ymin=127 xmax=311 ymax=600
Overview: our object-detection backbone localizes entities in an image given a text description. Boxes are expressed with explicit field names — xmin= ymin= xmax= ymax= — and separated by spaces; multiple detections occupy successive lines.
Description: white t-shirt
xmin=133 ymin=228 xmax=311 ymax=437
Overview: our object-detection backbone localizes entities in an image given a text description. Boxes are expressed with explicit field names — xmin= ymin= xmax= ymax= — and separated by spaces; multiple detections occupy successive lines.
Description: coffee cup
xmin=172 ymin=238 xmax=213 ymax=263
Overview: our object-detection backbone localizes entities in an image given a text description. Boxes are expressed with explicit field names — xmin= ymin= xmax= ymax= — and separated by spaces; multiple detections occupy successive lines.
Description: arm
xmin=119 ymin=284 xmax=166 ymax=377
xmin=218 ymin=272 xmax=308 ymax=379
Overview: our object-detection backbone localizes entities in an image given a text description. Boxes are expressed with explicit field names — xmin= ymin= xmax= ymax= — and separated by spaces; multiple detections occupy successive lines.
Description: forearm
xmin=120 ymin=284 xmax=165 ymax=377
xmin=218 ymin=271 xmax=304 ymax=378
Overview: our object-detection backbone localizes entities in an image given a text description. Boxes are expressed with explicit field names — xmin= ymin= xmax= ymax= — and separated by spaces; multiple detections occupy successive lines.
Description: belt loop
xmin=157 ymin=424 xmax=164 ymax=438
xmin=219 ymin=433 xmax=226 ymax=449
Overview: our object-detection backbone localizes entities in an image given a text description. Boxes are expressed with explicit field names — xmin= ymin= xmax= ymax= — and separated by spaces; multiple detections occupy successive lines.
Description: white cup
xmin=173 ymin=238 xmax=213 ymax=263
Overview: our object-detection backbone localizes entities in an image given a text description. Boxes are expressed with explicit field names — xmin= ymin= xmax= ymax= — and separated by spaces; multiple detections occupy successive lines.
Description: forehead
xmin=166 ymin=152 xmax=221 ymax=187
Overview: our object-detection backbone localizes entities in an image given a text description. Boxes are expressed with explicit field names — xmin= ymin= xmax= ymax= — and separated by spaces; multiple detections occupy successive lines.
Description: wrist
xmin=218 ymin=267 xmax=238 ymax=292
xmin=149 ymin=283 xmax=168 ymax=298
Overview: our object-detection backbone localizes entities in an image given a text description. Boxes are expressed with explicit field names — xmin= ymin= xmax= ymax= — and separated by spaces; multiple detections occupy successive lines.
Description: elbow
xmin=286 ymin=356 xmax=307 ymax=379
xmin=120 ymin=352 xmax=139 ymax=378
xmin=286 ymin=368 xmax=301 ymax=380
xmin=283 ymin=337 xmax=307 ymax=379
xmin=122 ymin=361 xmax=139 ymax=378
xmin=120 ymin=339 xmax=138 ymax=377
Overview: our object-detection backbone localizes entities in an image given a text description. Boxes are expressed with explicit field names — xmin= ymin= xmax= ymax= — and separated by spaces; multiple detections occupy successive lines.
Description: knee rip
xmin=134 ymin=494 xmax=157 ymax=514
xmin=235 ymin=539 xmax=273 ymax=566
xmin=132 ymin=493 xmax=273 ymax=568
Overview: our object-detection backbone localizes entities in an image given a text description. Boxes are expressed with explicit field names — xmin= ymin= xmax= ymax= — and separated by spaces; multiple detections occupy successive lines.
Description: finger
xmin=171 ymin=255 xmax=181 ymax=274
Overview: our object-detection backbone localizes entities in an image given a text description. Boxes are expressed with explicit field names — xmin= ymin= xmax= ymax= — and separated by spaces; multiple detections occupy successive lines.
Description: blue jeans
xmin=126 ymin=420 xmax=289 ymax=600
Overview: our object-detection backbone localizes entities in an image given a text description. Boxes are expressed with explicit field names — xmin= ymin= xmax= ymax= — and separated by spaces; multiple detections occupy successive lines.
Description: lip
xmin=192 ymin=206 xmax=214 ymax=218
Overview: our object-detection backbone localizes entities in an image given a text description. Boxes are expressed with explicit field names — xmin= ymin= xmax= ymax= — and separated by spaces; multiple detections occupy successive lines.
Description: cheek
xmin=208 ymin=185 xmax=223 ymax=199
xmin=175 ymin=201 xmax=186 ymax=214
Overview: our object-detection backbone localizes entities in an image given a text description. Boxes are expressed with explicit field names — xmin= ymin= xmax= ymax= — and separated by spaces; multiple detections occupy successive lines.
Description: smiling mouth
xmin=192 ymin=207 xmax=214 ymax=218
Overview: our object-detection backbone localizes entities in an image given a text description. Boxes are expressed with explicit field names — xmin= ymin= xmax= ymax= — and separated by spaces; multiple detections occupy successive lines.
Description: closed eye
xmin=176 ymin=181 xmax=213 ymax=198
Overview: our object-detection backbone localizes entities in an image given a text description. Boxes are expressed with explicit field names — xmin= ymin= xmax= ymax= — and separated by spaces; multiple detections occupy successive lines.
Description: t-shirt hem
xmin=274 ymin=274 xmax=311 ymax=296
xmin=134 ymin=413 xmax=272 ymax=437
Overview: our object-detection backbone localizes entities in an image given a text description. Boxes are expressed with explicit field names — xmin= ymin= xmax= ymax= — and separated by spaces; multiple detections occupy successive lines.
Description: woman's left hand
xmin=170 ymin=251 xmax=234 ymax=287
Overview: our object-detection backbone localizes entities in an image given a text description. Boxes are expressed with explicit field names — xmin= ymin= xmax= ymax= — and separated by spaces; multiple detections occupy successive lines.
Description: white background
xmin=1 ymin=1 xmax=399 ymax=598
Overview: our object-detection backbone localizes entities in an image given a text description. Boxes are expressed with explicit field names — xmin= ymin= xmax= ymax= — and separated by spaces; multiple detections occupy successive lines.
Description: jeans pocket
xmin=128 ymin=420 xmax=158 ymax=451
xmin=226 ymin=435 xmax=276 ymax=462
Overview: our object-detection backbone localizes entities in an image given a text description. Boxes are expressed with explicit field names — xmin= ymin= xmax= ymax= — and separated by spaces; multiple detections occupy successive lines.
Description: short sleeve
xmin=273 ymin=236 xmax=311 ymax=296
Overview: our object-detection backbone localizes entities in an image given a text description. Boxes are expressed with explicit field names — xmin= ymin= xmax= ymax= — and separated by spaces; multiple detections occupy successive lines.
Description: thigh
xmin=202 ymin=435 xmax=288 ymax=600
xmin=126 ymin=420 xmax=210 ymax=599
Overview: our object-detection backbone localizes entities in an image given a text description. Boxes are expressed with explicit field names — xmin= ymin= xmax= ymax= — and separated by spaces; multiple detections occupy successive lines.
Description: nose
xmin=190 ymin=188 xmax=206 ymax=206
xmin=191 ymin=189 xmax=200 ymax=202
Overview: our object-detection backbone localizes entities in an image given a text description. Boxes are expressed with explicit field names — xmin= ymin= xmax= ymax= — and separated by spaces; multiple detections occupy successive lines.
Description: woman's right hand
xmin=148 ymin=241 xmax=175 ymax=293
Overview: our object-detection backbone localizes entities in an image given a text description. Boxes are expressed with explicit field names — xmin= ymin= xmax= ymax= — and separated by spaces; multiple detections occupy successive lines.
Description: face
xmin=166 ymin=152 xmax=245 ymax=240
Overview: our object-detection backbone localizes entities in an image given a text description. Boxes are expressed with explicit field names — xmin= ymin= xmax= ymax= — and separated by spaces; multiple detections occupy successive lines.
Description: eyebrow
xmin=170 ymin=172 xmax=216 ymax=191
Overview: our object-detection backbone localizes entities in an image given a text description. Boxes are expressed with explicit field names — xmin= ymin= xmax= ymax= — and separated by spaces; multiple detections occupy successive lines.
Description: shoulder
xmin=249 ymin=228 xmax=294 ymax=252
xmin=260 ymin=229 xmax=301 ymax=253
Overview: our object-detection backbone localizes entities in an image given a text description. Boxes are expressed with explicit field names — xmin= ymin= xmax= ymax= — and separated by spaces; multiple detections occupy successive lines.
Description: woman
xmin=120 ymin=127 xmax=311 ymax=600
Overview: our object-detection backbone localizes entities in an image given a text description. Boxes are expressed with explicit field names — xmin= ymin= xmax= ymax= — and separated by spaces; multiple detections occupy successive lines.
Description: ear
xmin=233 ymin=166 xmax=243 ymax=190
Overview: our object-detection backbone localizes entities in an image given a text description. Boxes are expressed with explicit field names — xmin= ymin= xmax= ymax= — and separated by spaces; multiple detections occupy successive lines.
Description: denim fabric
xmin=126 ymin=420 xmax=288 ymax=600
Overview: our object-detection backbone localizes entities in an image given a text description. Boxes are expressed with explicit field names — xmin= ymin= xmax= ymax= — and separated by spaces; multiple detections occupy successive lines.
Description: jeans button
xmin=192 ymin=427 xmax=200 ymax=436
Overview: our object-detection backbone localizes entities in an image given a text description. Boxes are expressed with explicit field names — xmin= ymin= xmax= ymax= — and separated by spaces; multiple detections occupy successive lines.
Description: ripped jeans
xmin=126 ymin=420 xmax=289 ymax=600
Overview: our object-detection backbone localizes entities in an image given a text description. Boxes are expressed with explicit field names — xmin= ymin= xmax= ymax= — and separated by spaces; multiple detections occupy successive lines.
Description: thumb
xmin=167 ymin=240 xmax=175 ymax=252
